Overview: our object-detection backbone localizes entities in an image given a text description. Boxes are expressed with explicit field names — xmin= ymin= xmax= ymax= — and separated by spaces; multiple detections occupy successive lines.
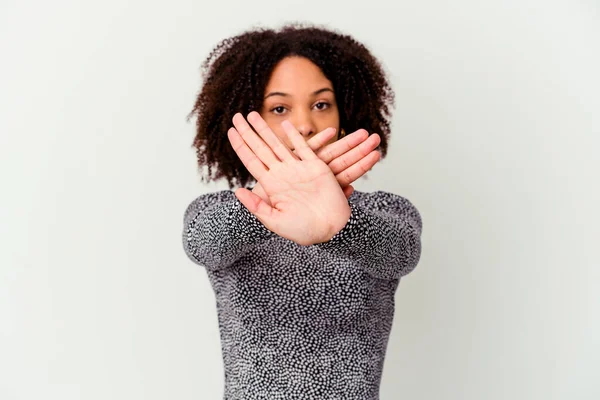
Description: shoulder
xmin=184 ymin=189 xmax=236 ymax=218
xmin=350 ymin=189 xmax=422 ymax=229
xmin=350 ymin=189 xmax=417 ymax=210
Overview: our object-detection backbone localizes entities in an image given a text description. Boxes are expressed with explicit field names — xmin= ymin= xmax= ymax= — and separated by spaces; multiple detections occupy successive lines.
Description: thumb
xmin=234 ymin=187 xmax=275 ymax=228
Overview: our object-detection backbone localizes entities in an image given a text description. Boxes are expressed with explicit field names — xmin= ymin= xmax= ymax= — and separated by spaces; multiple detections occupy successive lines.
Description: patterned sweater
xmin=182 ymin=188 xmax=423 ymax=400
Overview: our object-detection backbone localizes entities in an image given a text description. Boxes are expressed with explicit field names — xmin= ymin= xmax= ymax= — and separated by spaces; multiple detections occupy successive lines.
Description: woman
xmin=183 ymin=23 xmax=423 ymax=399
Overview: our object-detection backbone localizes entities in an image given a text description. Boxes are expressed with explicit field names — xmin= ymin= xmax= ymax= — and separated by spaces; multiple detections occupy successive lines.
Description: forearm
xmin=182 ymin=190 xmax=276 ymax=270
xmin=315 ymin=192 xmax=423 ymax=280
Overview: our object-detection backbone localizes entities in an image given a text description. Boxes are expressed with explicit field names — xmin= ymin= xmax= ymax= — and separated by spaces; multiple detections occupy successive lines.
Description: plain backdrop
xmin=1 ymin=0 xmax=598 ymax=399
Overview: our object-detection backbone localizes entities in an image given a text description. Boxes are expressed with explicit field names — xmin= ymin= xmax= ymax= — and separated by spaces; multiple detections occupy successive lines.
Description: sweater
xmin=182 ymin=188 xmax=423 ymax=400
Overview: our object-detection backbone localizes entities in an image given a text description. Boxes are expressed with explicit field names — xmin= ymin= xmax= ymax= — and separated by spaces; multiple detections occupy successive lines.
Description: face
xmin=259 ymin=56 xmax=340 ymax=151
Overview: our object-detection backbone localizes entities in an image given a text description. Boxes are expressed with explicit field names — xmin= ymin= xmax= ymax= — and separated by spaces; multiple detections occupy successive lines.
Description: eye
xmin=270 ymin=106 xmax=287 ymax=115
xmin=314 ymin=102 xmax=330 ymax=110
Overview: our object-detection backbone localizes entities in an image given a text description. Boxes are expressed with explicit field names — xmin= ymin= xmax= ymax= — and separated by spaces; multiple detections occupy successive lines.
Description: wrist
xmin=316 ymin=201 xmax=352 ymax=244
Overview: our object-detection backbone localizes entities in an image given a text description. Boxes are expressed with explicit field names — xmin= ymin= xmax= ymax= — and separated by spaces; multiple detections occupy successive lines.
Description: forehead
xmin=265 ymin=56 xmax=333 ymax=93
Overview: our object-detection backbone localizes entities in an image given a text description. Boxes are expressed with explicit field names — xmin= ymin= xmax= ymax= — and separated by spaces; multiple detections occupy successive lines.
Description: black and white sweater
xmin=182 ymin=189 xmax=423 ymax=400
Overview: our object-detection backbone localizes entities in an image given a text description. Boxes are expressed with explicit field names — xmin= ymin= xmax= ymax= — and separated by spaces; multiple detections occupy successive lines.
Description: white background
xmin=1 ymin=0 xmax=598 ymax=399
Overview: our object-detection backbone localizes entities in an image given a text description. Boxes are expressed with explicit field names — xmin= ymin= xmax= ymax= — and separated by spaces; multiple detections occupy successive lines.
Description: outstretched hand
xmin=251 ymin=124 xmax=382 ymax=206
xmin=227 ymin=111 xmax=351 ymax=246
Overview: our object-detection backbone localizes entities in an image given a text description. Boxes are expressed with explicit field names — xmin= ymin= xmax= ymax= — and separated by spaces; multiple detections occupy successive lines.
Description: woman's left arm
xmin=314 ymin=190 xmax=423 ymax=280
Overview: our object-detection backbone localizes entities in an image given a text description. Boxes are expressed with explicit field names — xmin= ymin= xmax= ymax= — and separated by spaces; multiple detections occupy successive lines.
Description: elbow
xmin=395 ymin=231 xmax=422 ymax=278
xmin=370 ymin=227 xmax=422 ymax=280
xmin=182 ymin=229 xmax=227 ymax=271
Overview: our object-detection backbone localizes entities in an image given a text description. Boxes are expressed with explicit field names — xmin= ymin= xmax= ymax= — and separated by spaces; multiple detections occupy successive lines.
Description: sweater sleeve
xmin=182 ymin=190 xmax=276 ymax=271
xmin=314 ymin=190 xmax=423 ymax=280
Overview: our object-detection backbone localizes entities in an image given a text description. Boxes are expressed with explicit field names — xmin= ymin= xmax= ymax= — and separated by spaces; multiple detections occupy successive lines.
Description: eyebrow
xmin=264 ymin=87 xmax=334 ymax=99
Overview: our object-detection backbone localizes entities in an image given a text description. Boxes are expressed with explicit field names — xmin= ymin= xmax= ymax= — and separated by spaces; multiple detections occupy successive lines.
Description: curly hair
xmin=186 ymin=23 xmax=395 ymax=189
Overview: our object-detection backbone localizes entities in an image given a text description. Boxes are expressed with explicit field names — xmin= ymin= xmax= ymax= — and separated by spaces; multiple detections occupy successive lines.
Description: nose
xmin=290 ymin=110 xmax=316 ymax=138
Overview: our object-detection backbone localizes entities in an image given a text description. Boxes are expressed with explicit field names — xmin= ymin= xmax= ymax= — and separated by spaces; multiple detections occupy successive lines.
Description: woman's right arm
xmin=182 ymin=190 xmax=276 ymax=271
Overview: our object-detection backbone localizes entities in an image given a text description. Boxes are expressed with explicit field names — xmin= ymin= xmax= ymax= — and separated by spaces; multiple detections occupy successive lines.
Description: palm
xmin=228 ymin=112 xmax=352 ymax=246
xmin=251 ymin=123 xmax=382 ymax=207
xmin=258 ymin=158 xmax=348 ymax=243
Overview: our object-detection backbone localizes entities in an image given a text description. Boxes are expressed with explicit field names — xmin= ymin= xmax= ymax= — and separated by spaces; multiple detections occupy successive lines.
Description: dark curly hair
xmin=186 ymin=23 xmax=395 ymax=189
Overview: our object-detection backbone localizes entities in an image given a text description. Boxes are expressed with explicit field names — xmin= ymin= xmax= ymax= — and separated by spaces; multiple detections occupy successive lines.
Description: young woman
xmin=183 ymin=23 xmax=423 ymax=399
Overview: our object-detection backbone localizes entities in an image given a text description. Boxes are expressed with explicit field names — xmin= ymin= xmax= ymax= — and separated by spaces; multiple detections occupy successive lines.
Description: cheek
xmin=324 ymin=106 xmax=340 ymax=125
xmin=323 ymin=113 xmax=341 ymax=145
xmin=318 ymin=113 xmax=340 ymax=134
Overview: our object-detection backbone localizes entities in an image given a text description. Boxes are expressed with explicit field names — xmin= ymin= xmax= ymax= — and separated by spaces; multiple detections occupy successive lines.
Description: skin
xmin=250 ymin=56 xmax=383 ymax=207
xmin=259 ymin=56 xmax=340 ymax=150
xmin=228 ymin=111 xmax=351 ymax=245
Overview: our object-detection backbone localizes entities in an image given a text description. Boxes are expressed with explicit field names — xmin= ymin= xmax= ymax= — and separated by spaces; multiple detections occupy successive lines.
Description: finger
xmin=247 ymin=111 xmax=298 ymax=163
xmin=250 ymin=182 xmax=272 ymax=207
xmin=305 ymin=126 xmax=338 ymax=152
xmin=315 ymin=129 xmax=369 ymax=164
xmin=342 ymin=184 xmax=354 ymax=198
xmin=234 ymin=187 xmax=277 ymax=231
xmin=328 ymin=133 xmax=381 ymax=175
xmin=335 ymin=149 xmax=381 ymax=187
xmin=232 ymin=113 xmax=280 ymax=168
xmin=227 ymin=127 xmax=268 ymax=181
xmin=282 ymin=120 xmax=318 ymax=161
